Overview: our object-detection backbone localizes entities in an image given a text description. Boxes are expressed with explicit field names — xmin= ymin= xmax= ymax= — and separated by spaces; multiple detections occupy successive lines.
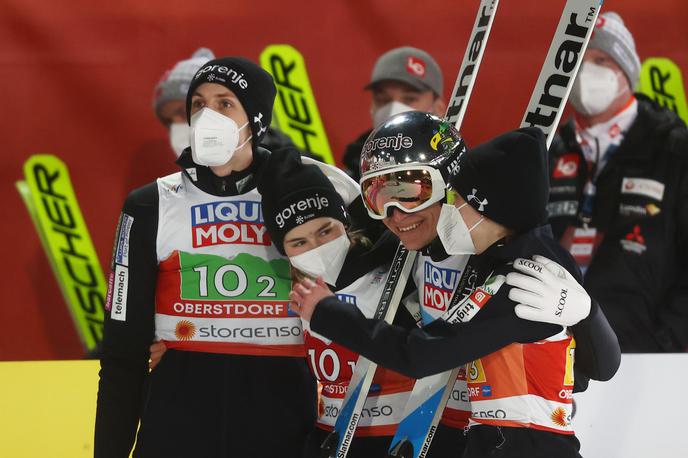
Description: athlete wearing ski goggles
xmin=360 ymin=164 xmax=447 ymax=220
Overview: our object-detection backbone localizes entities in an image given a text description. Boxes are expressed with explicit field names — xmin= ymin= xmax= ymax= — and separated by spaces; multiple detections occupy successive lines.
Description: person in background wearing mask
xmin=95 ymin=57 xmax=316 ymax=458
xmin=153 ymin=48 xmax=215 ymax=158
xmin=342 ymin=46 xmax=446 ymax=182
xmin=548 ymin=12 xmax=688 ymax=352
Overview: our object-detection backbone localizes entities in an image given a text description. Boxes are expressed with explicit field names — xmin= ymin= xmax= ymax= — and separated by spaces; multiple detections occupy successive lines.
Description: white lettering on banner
xmin=621 ymin=178 xmax=665 ymax=201
xmin=111 ymin=265 xmax=128 ymax=321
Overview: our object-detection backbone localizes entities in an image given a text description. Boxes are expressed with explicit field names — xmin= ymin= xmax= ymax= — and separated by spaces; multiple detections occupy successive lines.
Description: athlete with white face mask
xmin=548 ymin=12 xmax=688 ymax=352
xmin=95 ymin=57 xmax=316 ymax=458
xmin=257 ymin=148 xmax=418 ymax=457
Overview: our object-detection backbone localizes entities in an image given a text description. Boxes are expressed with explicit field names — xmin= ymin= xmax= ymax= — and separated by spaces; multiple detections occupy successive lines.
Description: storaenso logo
xmin=523 ymin=6 xmax=599 ymax=132
xmin=473 ymin=409 xmax=507 ymax=419
xmin=362 ymin=133 xmax=413 ymax=155
xmin=196 ymin=65 xmax=248 ymax=89
xmin=275 ymin=194 xmax=329 ymax=228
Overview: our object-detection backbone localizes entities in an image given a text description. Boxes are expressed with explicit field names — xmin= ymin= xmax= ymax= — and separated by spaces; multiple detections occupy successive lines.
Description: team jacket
xmin=549 ymin=94 xmax=688 ymax=352
xmin=95 ymin=149 xmax=316 ymax=458
xmin=309 ymin=227 xmax=609 ymax=455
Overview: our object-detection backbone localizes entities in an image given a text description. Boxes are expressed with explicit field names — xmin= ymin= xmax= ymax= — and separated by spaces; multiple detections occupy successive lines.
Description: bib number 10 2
xmin=193 ymin=265 xmax=276 ymax=298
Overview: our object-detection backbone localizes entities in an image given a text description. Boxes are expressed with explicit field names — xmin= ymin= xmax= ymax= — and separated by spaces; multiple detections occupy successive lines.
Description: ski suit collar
xmin=175 ymin=146 xmax=270 ymax=196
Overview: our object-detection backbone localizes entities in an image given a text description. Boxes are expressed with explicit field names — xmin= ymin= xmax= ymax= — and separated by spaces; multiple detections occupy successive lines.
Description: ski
xmin=320 ymin=244 xmax=417 ymax=458
xmin=17 ymin=155 xmax=106 ymax=353
xmin=389 ymin=1 xmax=603 ymax=457
xmin=638 ymin=57 xmax=688 ymax=125
xmin=445 ymin=0 xmax=500 ymax=128
xmin=520 ymin=0 xmax=603 ymax=148
xmin=259 ymin=44 xmax=336 ymax=165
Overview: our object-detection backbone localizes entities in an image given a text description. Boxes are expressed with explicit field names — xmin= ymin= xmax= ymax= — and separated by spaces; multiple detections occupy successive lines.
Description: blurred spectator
xmin=153 ymin=48 xmax=215 ymax=157
xmin=342 ymin=46 xmax=446 ymax=182
xmin=548 ymin=12 xmax=688 ymax=352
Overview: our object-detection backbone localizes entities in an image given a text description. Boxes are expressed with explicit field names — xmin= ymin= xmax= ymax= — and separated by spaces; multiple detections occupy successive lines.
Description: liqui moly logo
xmin=423 ymin=262 xmax=460 ymax=311
xmin=191 ymin=201 xmax=270 ymax=247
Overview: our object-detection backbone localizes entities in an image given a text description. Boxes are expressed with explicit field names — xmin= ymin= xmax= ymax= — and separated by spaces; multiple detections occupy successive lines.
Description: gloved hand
xmin=506 ymin=255 xmax=591 ymax=327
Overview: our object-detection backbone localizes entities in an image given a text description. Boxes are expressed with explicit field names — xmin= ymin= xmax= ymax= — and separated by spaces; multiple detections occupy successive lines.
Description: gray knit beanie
xmin=589 ymin=12 xmax=641 ymax=88
xmin=153 ymin=48 xmax=215 ymax=118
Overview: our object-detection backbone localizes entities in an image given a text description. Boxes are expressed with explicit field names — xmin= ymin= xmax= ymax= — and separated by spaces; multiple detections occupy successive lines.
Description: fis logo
xmin=423 ymin=263 xmax=460 ymax=311
xmin=191 ymin=201 xmax=269 ymax=247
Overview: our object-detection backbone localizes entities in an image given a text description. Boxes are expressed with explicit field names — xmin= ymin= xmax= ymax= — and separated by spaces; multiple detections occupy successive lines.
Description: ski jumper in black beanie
xmin=95 ymin=57 xmax=317 ymax=458
xmin=257 ymin=148 xmax=430 ymax=458
xmin=307 ymin=128 xmax=620 ymax=458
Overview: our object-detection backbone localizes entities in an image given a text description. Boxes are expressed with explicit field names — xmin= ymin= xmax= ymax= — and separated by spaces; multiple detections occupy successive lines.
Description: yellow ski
xmin=639 ymin=57 xmax=688 ymax=125
xmin=18 ymin=155 xmax=105 ymax=352
xmin=260 ymin=44 xmax=335 ymax=164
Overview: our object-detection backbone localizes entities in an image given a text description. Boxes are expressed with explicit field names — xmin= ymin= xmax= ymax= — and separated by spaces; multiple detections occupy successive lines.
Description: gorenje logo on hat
xmin=275 ymin=194 xmax=330 ymax=228
xmin=196 ymin=65 xmax=249 ymax=89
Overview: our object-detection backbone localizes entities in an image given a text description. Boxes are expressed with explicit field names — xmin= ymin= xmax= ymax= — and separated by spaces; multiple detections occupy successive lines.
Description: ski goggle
xmin=359 ymin=165 xmax=447 ymax=220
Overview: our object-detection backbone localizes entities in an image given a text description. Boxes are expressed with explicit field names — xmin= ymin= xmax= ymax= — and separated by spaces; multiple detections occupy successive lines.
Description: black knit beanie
xmin=186 ymin=56 xmax=276 ymax=145
xmin=257 ymin=148 xmax=349 ymax=255
xmin=450 ymin=127 xmax=550 ymax=232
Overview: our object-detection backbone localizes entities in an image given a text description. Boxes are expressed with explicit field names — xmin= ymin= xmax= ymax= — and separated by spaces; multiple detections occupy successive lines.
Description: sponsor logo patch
xmin=115 ymin=214 xmax=134 ymax=267
xmin=618 ymin=204 xmax=648 ymax=217
xmin=110 ymin=265 xmax=129 ymax=321
xmin=547 ymin=200 xmax=578 ymax=217
xmin=423 ymin=262 xmax=460 ymax=311
xmin=406 ymin=56 xmax=426 ymax=77
xmin=552 ymin=153 xmax=580 ymax=178
xmin=621 ymin=177 xmax=665 ymax=201
xmin=190 ymin=201 xmax=269 ymax=247
xmin=620 ymin=224 xmax=647 ymax=254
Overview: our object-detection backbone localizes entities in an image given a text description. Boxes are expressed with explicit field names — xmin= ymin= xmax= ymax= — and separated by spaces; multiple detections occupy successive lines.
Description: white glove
xmin=506 ymin=255 xmax=591 ymax=327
